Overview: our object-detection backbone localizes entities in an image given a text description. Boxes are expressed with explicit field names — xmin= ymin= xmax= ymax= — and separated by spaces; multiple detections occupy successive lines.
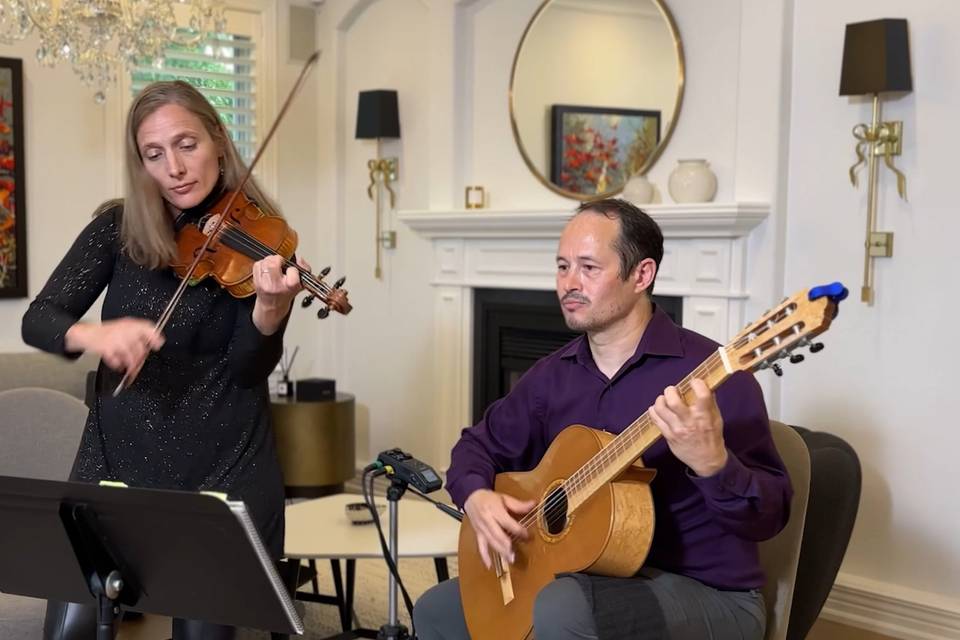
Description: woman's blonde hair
xmin=112 ymin=80 xmax=278 ymax=269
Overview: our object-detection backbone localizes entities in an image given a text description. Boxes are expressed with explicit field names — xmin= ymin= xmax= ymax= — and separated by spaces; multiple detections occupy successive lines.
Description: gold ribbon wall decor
xmin=366 ymin=157 xmax=398 ymax=280
xmin=848 ymin=95 xmax=906 ymax=306
xmin=849 ymin=121 xmax=907 ymax=200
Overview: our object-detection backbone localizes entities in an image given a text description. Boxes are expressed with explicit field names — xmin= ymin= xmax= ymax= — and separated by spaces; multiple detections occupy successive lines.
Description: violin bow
xmin=115 ymin=50 xmax=323 ymax=396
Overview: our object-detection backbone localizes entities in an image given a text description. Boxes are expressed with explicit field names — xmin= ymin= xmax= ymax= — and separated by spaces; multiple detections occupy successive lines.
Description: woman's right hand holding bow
xmin=65 ymin=318 xmax=165 ymax=376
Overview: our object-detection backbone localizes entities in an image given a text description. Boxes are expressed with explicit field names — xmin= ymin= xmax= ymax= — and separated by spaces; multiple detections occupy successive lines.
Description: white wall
xmin=0 ymin=1 xmax=323 ymax=366
xmin=317 ymin=0 xmax=438 ymax=470
xmin=782 ymin=0 xmax=960 ymax=618
xmin=316 ymin=0 xmax=960 ymax=631
xmin=5 ymin=0 xmax=958 ymax=629
xmin=320 ymin=0 xmax=784 ymax=459
xmin=0 ymin=41 xmax=111 ymax=352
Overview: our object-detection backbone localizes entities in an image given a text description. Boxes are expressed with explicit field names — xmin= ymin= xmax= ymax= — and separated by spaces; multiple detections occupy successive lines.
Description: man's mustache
xmin=561 ymin=292 xmax=590 ymax=304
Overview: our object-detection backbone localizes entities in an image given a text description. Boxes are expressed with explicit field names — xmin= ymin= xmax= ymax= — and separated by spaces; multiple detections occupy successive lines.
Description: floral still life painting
xmin=550 ymin=105 xmax=660 ymax=196
xmin=0 ymin=57 xmax=25 ymax=298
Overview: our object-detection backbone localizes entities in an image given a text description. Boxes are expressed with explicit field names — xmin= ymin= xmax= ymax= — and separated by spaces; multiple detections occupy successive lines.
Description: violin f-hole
xmin=192 ymin=245 xmax=218 ymax=259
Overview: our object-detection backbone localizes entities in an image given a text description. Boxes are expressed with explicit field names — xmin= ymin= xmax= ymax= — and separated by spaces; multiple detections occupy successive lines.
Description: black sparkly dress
xmin=21 ymin=201 xmax=287 ymax=559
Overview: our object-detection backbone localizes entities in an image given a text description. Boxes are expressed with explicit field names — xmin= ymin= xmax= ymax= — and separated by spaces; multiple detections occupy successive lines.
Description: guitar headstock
xmin=724 ymin=282 xmax=848 ymax=376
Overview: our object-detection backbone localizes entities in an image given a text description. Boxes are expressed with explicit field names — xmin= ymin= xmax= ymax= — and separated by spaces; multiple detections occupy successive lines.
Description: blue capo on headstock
xmin=809 ymin=282 xmax=849 ymax=303
xmin=809 ymin=282 xmax=848 ymax=317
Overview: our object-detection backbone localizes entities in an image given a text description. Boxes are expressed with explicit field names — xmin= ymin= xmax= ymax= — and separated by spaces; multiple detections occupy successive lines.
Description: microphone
xmin=376 ymin=448 xmax=443 ymax=494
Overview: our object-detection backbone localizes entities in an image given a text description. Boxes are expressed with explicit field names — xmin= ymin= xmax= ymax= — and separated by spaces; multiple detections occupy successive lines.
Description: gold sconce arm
xmin=366 ymin=155 xmax=399 ymax=280
xmin=849 ymin=94 xmax=906 ymax=305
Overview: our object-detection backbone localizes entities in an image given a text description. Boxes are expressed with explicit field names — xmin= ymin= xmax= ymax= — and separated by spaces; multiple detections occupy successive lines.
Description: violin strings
xmin=214 ymin=221 xmax=330 ymax=293
xmin=215 ymin=222 xmax=332 ymax=295
xmin=203 ymin=219 xmax=336 ymax=298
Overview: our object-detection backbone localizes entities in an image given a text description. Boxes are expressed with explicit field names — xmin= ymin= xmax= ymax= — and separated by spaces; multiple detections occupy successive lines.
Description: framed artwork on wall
xmin=0 ymin=57 xmax=25 ymax=298
xmin=550 ymin=104 xmax=660 ymax=196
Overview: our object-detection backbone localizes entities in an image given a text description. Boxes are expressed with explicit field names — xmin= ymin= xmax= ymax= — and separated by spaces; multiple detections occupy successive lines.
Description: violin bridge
xmin=494 ymin=553 xmax=515 ymax=605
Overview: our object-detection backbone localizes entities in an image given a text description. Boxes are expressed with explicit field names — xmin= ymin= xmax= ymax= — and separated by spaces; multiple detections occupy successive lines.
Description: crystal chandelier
xmin=0 ymin=0 xmax=226 ymax=102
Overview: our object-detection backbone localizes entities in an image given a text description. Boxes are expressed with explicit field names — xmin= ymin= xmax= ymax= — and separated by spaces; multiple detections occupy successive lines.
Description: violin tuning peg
xmin=320 ymin=266 xmax=331 ymax=277
xmin=334 ymin=277 xmax=346 ymax=289
xmin=301 ymin=295 xmax=315 ymax=308
xmin=317 ymin=307 xmax=330 ymax=320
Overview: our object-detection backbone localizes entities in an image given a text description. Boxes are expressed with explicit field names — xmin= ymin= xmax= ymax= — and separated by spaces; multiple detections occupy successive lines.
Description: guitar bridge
xmin=494 ymin=553 xmax=515 ymax=605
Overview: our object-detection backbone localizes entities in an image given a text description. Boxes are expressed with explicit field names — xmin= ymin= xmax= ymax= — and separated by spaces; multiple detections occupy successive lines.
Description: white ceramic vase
xmin=667 ymin=159 xmax=717 ymax=203
xmin=621 ymin=173 xmax=655 ymax=205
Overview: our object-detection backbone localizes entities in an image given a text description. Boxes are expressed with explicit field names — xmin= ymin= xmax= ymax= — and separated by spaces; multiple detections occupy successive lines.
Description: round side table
xmin=270 ymin=392 xmax=355 ymax=498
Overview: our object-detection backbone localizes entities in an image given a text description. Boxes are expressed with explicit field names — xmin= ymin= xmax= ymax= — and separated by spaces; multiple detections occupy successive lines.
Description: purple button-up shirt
xmin=447 ymin=306 xmax=792 ymax=590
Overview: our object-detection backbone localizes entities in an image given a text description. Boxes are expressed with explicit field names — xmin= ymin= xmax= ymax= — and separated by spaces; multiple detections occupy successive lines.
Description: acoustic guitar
xmin=458 ymin=283 xmax=848 ymax=639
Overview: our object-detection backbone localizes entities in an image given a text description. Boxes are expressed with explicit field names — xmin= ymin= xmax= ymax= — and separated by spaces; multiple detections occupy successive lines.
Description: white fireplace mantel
xmin=398 ymin=202 xmax=769 ymax=239
xmin=399 ymin=202 xmax=770 ymax=458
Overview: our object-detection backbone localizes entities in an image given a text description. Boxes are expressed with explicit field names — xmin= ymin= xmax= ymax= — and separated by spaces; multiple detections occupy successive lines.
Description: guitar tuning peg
xmin=320 ymin=266 xmax=331 ymax=277
xmin=789 ymin=354 xmax=805 ymax=364
xmin=301 ymin=295 xmax=315 ymax=308
xmin=772 ymin=363 xmax=784 ymax=377
xmin=317 ymin=307 xmax=330 ymax=320
xmin=334 ymin=277 xmax=346 ymax=289
xmin=809 ymin=342 xmax=825 ymax=353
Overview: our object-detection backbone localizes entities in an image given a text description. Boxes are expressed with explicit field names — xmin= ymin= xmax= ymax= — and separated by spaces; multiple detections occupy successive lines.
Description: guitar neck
xmin=565 ymin=347 xmax=733 ymax=512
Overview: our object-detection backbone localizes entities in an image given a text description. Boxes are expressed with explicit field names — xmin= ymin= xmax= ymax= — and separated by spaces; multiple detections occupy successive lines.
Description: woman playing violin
xmin=22 ymin=80 xmax=307 ymax=640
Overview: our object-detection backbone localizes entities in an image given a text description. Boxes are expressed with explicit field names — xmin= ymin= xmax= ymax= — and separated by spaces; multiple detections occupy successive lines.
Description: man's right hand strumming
xmin=464 ymin=489 xmax=536 ymax=569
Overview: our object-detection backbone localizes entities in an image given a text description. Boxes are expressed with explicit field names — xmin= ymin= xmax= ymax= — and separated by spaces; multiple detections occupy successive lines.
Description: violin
xmin=172 ymin=189 xmax=351 ymax=318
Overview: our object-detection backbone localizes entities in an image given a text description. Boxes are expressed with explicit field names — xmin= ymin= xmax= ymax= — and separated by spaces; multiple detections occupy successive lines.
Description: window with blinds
xmin=131 ymin=32 xmax=257 ymax=162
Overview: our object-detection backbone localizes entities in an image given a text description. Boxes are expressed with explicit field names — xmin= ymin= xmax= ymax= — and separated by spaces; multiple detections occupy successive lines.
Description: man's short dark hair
xmin=574 ymin=198 xmax=664 ymax=293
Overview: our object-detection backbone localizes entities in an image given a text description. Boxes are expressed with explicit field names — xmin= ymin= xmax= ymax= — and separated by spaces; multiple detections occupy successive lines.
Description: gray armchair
xmin=758 ymin=421 xmax=862 ymax=640
xmin=0 ymin=387 xmax=88 ymax=480
xmin=759 ymin=421 xmax=812 ymax=640
xmin=787 ymin=426 xmax=861 ymax=639
xmin=0 ymin=386 xmax=88 ymax=638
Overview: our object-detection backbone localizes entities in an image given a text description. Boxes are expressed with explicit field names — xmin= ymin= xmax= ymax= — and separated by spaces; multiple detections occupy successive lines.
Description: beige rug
xmin=109 ymin=556 xmax=460 ymax=639
xmin=283 ymin=556 xmax=460 ymax=638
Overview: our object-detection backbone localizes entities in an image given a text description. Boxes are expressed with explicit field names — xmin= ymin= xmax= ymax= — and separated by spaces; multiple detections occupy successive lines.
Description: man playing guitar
xmin=413 ymin=199 xmax=792 ymax=640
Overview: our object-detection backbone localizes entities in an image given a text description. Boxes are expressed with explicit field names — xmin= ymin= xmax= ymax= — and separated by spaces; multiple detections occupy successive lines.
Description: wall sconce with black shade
xmin=356 ymin=89 xmax=400 ymax=280
xmin=839 ymin=18 xmax=912 ymax=305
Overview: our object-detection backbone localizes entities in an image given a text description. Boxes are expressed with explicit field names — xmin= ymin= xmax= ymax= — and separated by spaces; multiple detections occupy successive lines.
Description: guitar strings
xmin=520 ymin=350 xmax=742 ymax=536
xmin=512 ymin=351 xmax=725 ymax=536
xmin=512 ymin=340 xmax=761 ymax=538
xmin=514 ymin=323 xmax=778 ymax=538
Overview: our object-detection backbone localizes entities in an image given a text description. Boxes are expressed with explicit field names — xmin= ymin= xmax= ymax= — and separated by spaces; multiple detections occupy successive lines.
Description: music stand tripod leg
xmin=60 ymin=503 xmax=132 ymax=640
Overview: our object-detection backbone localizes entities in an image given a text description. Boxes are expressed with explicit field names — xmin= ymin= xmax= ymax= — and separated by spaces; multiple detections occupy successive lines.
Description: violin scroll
xmin=300 ymin=268 xmax=351 ymax=319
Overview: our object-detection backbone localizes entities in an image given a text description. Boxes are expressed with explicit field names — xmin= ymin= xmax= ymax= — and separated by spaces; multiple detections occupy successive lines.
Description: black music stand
xmin=0 ymin=475 xmax=303 ymax=638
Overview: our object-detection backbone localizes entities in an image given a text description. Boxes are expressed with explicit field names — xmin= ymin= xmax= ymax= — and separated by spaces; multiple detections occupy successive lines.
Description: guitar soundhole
xmin=542 ymin=486 xmax=568 ymax=535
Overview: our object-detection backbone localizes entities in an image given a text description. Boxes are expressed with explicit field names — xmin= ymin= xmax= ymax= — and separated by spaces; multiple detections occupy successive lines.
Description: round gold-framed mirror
xmin=509 ymin=0 xmax=685 ymax=201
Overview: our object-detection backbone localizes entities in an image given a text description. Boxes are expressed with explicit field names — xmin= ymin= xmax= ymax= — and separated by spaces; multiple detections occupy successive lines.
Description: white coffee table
xmin=283 ymin=493 xmax=460 ymax=637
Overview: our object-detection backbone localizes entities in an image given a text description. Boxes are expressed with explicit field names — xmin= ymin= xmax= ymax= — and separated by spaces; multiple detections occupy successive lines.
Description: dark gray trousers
xmin=412 ymin=569 xmax=765 ymax=640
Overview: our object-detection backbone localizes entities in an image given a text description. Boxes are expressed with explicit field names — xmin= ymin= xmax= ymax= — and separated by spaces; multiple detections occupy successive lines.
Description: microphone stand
xmin=380 ymin=477 xmax=409 ymax=640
